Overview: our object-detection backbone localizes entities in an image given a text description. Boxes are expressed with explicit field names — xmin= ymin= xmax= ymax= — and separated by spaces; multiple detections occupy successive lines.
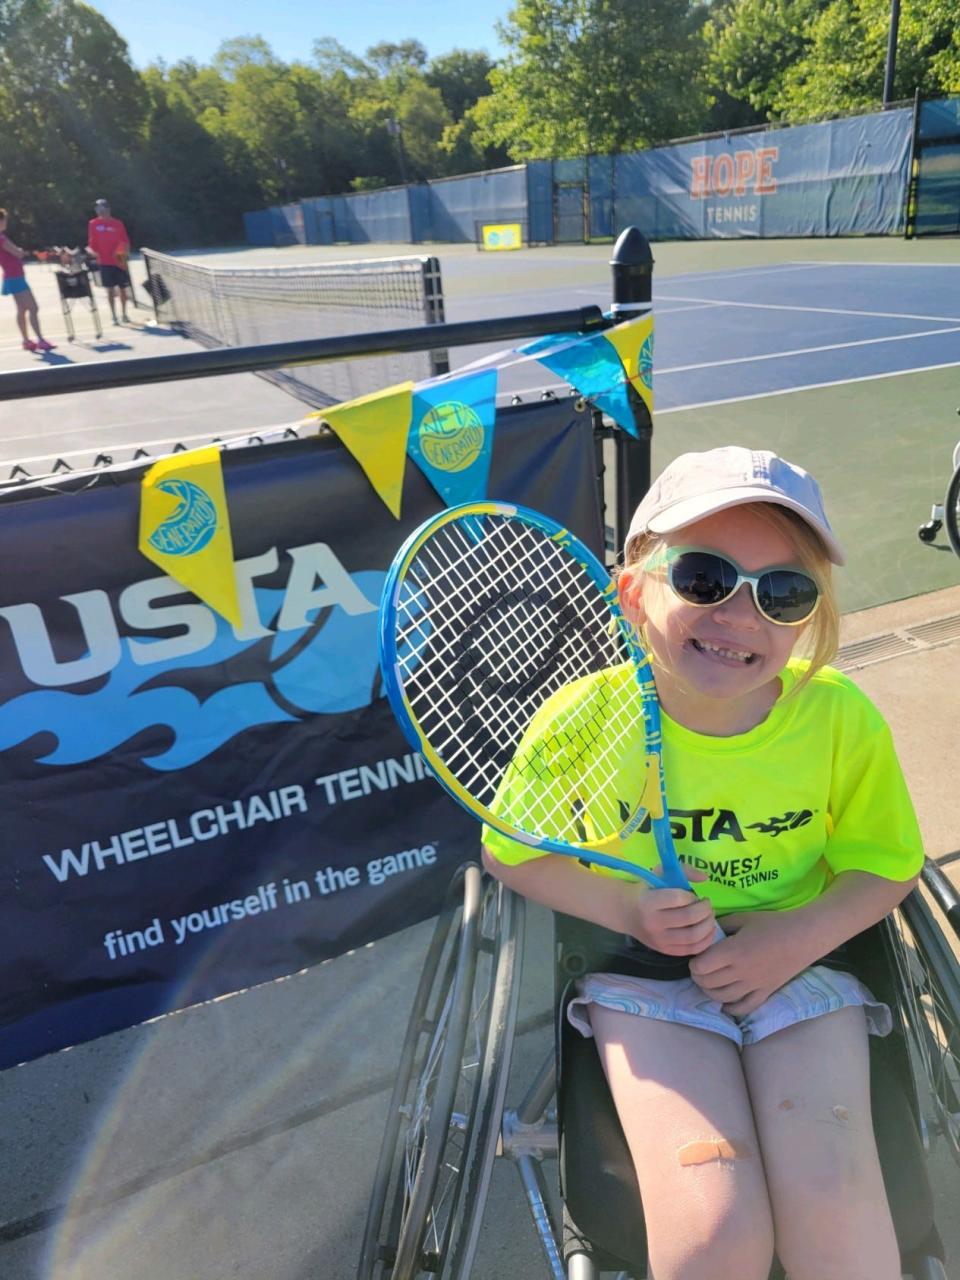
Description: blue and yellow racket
xmin=379 ymin=501 xmax=692 ymax=892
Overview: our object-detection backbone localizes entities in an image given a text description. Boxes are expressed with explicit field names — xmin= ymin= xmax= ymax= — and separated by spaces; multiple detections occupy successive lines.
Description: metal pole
xmin=609 ymin=225 xmax=655 ymax=555
xmin=883 ymin=0 xmax=901 ymax=107
xmin=904 ymin=88 xmax=922 ymax=239
xmin=0 ymin=306 xmax=607 ymax=402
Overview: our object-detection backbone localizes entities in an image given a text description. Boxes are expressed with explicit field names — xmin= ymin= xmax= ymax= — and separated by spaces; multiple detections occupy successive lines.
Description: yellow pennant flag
xmin=603 ymin=313 xmax=655 ymax=419
xmin=318 ymin=381 xmax=414 ymax=518
xmin=139 ymin=447 xmax=241 ymax=626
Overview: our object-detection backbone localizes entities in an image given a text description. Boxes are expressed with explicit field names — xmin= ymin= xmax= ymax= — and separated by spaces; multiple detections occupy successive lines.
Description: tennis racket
xmin=379 ymin=500 xmax=693 ymax=891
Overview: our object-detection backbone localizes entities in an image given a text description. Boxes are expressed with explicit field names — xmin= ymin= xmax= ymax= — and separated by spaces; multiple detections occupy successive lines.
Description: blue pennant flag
xmin=407 ymin=369 xmax=498 ymax=507
xmin=517 ymin=331 xmax=638 ymax=437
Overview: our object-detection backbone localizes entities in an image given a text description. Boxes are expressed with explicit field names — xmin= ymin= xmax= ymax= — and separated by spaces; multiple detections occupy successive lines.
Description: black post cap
xmin=610 ymin=226 xmax=654 ymax=309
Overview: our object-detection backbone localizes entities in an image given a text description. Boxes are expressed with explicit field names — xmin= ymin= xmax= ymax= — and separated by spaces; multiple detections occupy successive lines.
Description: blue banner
xmin=612 ymin=109 xmax=913 ymax=239
xmin=0 ymin=400 xmax=602 ymax=1069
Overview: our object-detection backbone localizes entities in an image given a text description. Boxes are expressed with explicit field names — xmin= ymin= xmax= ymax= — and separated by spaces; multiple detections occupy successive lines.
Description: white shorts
xmin=568 ymin=965 xmax=892 ymax=1048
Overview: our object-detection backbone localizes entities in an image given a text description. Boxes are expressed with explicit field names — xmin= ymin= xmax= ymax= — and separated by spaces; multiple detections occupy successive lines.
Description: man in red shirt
xmin=86 ymin=197 xmax=132 ymax=323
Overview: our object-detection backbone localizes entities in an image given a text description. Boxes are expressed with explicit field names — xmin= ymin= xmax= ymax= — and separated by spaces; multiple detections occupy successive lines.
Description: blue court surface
xmin=650 ymin=260 xmax=960 ymax=413
xmin=455 ymin=256 xmax=960 ymax=415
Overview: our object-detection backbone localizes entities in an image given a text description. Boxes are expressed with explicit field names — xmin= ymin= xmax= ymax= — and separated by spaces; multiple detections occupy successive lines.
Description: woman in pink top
xmin=0 ymin=208 xmax=55 ymax=353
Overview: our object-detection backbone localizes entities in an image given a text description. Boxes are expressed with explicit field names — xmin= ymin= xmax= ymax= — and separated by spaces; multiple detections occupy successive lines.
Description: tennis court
xmin=650 ymin=260 xmax=960 ymax=410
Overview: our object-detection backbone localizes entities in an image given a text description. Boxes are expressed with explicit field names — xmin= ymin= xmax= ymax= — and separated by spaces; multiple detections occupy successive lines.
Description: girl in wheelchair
xmin=483 ymin=446 xmax=924 ymax=1280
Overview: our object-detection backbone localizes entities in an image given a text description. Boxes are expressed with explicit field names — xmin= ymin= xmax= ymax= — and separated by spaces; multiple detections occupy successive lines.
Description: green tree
xmin=775 ymin=0 xmax=960 ymax=119
xmin=426 ymin=48 xmax=496 ymax=121
xmin=0 ymin=0 xmax=148 ymax=242
xmin=312 ymin=36 xmax=373 ymax=81
xmin=705 ymin=0 xmax=960 ymax=123
xmin=393 ymin=78 xmax=453 ymax=177
xmin=468 ymin=0 xmax=709 ymax=160
xmin=704 ymin=0 xmax=828 ymax=119
xmin=365 ymin=39 xmax=428 ymax=75
xmin=140 ymin=62 xmax=260 ymax=243
xmin=199 ymin=38 xmax=362 ymax=202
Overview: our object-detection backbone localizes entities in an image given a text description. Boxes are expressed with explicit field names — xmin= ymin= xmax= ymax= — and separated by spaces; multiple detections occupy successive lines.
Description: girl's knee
xmin=772 ymin=1159 xmax=898 ymax=1279
xmin=648 ymin=1194 xmax=774 ymax=1280
xmin=650 ymin=1225 xmax=774 ymax=1280
xmin=776 ymin=1228 xmax=899 ymax=1280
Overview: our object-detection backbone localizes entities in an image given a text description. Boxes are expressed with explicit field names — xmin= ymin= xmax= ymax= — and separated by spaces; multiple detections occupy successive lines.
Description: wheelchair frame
xmin=54 ymin=264 xmax=103 ymax=341
xmin=358 ymin=859 xmax=960 ymax=1280
xmin=917 ymin=426 xmax=960 ymax=557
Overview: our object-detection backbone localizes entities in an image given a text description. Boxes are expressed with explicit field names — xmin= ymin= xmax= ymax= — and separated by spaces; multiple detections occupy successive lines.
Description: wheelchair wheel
xmin=357 ymin=863 xmax=523 ymax=1280
xmin=944 ymin=461 xmax=960 ymax=560
xmin=890 ymin=884 xmax=960 ymax=1166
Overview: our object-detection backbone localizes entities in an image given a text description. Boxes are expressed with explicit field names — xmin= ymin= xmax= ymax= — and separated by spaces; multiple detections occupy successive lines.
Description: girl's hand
xmin=627 ymin=865 xmax=716 ymax=955
xmin=688 ymin=910 xmax=813 ymax=1015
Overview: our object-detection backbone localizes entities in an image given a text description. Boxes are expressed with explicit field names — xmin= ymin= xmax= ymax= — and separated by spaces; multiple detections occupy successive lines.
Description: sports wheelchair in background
xmin=359 ymin=859 xmax=960 ymax=1280
xmin=47 ymin=247 xmax=103 ymax=340
xmin=918 ymin=417 xmax=960 ymax=560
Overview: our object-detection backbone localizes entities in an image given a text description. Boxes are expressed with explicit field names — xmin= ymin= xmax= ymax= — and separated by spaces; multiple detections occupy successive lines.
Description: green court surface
xmin=656 ymin=363 xmax=960 ymax=615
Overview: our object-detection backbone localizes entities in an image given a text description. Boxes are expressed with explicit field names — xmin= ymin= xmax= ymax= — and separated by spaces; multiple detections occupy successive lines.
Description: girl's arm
xmin=0 ymin=234 xmax=26 ymax=259
xmin=777 ymin=866 xmax=919 ymax=958
xmin=690 ymin=868 xmax=919 ymax=1014
xmin=482 ymin=845 xmax=716 ymax=955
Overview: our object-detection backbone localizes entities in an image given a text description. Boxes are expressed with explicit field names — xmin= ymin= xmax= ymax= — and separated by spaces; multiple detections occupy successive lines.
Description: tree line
xmin=1 ymin=0 xmax=957 ymax=249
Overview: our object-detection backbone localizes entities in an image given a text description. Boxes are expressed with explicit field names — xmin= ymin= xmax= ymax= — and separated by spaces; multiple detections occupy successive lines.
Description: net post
xmin=422 ymin=255 xmax=450 ymax=377
xmin=143 ymin=251 xmax=161 ymax=326
xmin=609 ymin=226 xmax=654 ymax=557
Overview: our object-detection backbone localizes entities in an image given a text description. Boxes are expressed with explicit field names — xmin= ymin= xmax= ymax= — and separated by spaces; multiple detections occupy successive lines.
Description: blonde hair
xmin=624 ymin=502 xmax=840 ymax=692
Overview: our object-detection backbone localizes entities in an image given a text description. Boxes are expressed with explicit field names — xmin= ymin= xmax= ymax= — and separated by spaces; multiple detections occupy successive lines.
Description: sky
xmin=89 ymin=1 xmax=513 ymax=69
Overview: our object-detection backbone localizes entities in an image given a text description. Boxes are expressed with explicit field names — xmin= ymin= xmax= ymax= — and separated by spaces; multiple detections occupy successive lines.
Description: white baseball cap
xmin=625 ymin=446 xmax=845 ymax=565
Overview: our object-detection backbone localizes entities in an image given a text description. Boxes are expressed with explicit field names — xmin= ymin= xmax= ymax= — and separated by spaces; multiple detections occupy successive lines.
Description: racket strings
xmin=399 ymin=516 xmax=599 ymax=681
xmin=393 ymin=514 xmax=649 ymax=844
xmin=400 ymin=518 xmax=611 ymax=728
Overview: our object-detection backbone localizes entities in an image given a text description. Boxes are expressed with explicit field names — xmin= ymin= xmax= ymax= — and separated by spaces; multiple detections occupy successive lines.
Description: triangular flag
xmin=516 ymin=331 xmax=585 ymax=358
xmin=603 ymin=313 xmax=654 ymax=420
xmin=590 ymin=382 xmax=641 ymax=438
xmin=139 ymin=446 xmax=241 ymax=626
xmin=408 ymin=370 xmax=498 ymax=507
xmin=520 ymin=329 xmax=641 ymax=436
xmin=320 ymin=382 xmax=414 ymax=518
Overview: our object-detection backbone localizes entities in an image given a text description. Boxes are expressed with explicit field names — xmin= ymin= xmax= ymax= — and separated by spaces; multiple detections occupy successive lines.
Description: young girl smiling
xmin=484 ymin=446 xmax=923 ymax=1280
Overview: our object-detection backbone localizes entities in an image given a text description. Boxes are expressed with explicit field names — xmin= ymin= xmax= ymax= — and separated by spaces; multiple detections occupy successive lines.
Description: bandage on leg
xmin=677 ymin=1137 xmax=753 ymax=1166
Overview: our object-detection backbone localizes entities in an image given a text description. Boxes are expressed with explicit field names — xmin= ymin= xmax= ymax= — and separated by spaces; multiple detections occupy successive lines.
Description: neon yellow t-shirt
xmin=482 ymin=659 xmax=924 ymax=915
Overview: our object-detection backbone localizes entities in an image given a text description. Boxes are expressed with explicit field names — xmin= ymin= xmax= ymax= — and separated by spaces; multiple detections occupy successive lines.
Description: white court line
xmin=656 ymin=293 xmax=960 ymax=325
xmin=658 ymin=324 xmax=960 ymax=375
xmin=791 ymin=259 xmax=960 ymax=268
xmin=659 ymin=262 xmax=826 ymax=285
xmin=568 ymin=291 xmax=722 ymax=317
xmin=657 ymin=359 xmax=960 ymax=414
xmin=650 ymin=302 xmax=723 ymax=316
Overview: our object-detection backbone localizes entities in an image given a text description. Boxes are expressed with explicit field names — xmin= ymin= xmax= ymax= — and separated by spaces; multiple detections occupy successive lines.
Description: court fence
xmin=243 ymin=101 xmax=952 ymax=247
xmin=905 ymin=95 xmax=960 ymax=238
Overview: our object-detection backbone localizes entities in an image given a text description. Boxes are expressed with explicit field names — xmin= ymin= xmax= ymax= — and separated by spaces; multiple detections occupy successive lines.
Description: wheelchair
xmin=52 ymin=248 xmax=103 ymax=341
xmin=917 ymin=422 xmax=960 ymax=559
xmin=358 ymin=858 xmax=960 ymax=1280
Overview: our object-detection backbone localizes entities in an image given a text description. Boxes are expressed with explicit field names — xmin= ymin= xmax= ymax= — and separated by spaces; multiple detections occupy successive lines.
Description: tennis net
xmin=140 ymin=250 xmax=448 ymax=409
